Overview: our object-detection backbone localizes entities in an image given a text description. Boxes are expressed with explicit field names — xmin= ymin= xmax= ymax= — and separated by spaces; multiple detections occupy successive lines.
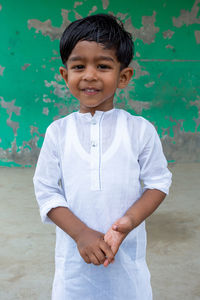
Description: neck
xmin=79 ymin=104 xmax=114 ymax=116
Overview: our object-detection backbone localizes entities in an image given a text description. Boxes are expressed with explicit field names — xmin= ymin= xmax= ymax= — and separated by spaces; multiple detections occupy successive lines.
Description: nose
xmin=82 ymin=66 xmax=97 ymax=81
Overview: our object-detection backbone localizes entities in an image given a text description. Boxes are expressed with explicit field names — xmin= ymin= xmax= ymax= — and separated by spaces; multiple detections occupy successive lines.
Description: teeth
xmin=86 ymin=89 xmax=96 ymax=92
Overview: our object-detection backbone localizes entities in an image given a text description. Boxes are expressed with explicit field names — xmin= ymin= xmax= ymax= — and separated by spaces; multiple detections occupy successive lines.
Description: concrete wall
xmin=0 ymin=0 xmax=200 ymax=167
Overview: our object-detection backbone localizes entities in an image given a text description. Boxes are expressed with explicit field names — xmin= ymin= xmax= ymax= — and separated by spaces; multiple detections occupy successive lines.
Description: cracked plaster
xmin=173 ymin=0 xmax=200 ymax=27
xmin=1 ymin=2 xmax=200 ymax=166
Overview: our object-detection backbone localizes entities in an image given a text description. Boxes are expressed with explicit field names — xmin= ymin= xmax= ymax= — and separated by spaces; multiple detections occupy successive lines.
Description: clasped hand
xmin=76 ymin=215 xmax=133 ymax=267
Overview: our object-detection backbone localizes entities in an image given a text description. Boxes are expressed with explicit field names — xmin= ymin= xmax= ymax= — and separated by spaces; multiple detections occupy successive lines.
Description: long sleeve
xmin=33 ymin=123 xmax=68 ymax=224
xmin=138 ymin=119 xmax=172 ymax=194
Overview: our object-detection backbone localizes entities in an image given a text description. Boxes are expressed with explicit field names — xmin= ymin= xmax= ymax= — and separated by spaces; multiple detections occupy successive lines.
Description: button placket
xmin=90 ymin=116 xmax=101 ymax=190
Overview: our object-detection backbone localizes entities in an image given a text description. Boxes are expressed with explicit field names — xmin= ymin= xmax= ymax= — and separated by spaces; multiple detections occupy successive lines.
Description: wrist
xmin=124 ymin=212 xmax=136 ymax=231
xmin=73 ymin=223 xmax=89 ymax=243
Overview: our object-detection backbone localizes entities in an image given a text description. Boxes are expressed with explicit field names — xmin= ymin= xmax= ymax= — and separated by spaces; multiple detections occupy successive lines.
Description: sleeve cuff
xmin=143 ymin=170 xmax=172 ymax=195
xmin=40 ymin=199 xmax=69 ymax=224
xmin=143 ymin=184 xmax=170 ymax=195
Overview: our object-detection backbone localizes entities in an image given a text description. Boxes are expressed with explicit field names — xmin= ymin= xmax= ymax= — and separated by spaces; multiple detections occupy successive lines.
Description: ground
xmin=0 ymin=163 xmax=199 ymax=299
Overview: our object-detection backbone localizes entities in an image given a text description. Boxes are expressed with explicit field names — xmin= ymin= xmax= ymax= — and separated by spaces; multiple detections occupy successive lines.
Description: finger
xmin=95 ymin=249 xmax=106 ymax=265
xmin=104 ymin=231 xmax=112 ymax=243
xmin=103 ymin=257 xmax=115 ymax=267
xmin=112 ymin=223 xmax=128 ymax=233
xmin=103 ymin=258 xmax=110 ymax=267
xmin=112 ymin=224 xmax=119 ymax=231
xmin=83 ymin=254 xmax=91 ymax=264
xmin=89 ymin=253 xmax=101 ymax=266
xmin=100 ymin=240 xmax=115 ymax=261
xmin=112 ymin=216 xmax=133 ymax=233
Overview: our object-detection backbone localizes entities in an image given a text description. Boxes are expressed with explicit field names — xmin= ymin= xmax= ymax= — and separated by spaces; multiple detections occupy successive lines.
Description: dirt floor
xmin=0 ymin=163 xmax=200 ymax=300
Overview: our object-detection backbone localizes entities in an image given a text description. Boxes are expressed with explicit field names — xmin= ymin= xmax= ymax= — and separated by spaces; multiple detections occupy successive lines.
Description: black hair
xmin=60 ymin=14 xmax=134 ymax=69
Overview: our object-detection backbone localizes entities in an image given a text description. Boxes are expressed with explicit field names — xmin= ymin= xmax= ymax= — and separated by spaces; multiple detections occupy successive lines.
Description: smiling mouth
xmin=81 ymin=88 xmax=100 ymax=95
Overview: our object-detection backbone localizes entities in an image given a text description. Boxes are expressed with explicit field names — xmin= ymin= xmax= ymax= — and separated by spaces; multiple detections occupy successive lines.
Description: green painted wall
xmin=0 ymin=0 xmax=200 ymax=166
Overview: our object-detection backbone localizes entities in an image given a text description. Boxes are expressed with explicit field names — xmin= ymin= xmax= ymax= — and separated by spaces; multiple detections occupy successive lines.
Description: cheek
xmin=67 ymin=76 xmax=79 ymax=88
xmin=104 ymin=77 xmax=119 ymax=90
xmin=67 ymin=80 xmax=77 ymax=94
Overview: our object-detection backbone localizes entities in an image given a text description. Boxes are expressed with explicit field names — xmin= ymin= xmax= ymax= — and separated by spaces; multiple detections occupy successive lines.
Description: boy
xmin=33 ymin=14 xmax=172 ymax=300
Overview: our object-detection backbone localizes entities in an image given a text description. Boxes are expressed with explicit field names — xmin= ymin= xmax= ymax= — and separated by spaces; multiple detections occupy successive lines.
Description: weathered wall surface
xmin=0 ymin=0 xmax=200 ymax=166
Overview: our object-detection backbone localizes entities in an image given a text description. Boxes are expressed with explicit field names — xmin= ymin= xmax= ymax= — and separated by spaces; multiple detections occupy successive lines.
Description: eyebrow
xmin=68 ymin=55 xmax=115 ymax=62
xmin=68 ymin=56 xmax=83 ymax=62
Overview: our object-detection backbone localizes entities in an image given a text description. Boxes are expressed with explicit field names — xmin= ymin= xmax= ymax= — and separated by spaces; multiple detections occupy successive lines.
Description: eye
xmin=72 ymin=65 xmax=85 ymax=70
xmin=97 ymin=64 xmax=111 ymax=70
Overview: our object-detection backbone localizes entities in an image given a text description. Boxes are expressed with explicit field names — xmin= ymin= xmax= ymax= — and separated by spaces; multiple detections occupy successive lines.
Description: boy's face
xmin=60 ymin=41 xmax=133 ymax=114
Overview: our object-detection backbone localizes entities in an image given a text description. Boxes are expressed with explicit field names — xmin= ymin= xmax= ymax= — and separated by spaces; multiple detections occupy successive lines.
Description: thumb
xmin=112 ymin=220 xmax=128 ymax=233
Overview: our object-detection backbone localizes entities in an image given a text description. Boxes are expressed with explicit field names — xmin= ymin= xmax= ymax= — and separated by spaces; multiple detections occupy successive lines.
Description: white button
xmin=91 ymin=120 xmax=97 ymax=125
xmin=91 ymin=141 xmax=98 ymax=147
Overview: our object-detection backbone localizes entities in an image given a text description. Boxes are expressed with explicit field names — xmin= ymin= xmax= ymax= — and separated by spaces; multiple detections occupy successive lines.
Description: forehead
xmin=68 ymin=40 xmax=118 ymax=62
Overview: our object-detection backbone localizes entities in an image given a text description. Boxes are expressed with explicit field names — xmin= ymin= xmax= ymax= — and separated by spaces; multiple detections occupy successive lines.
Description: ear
xmin=59 ymin=66 xmax=69 ymax=87
xmin=118 ymin=67 xmax=133 ymax=89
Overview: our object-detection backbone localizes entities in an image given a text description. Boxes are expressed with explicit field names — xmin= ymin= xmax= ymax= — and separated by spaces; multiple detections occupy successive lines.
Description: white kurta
xmin=33 ymin=108 xmax=172 ymax=300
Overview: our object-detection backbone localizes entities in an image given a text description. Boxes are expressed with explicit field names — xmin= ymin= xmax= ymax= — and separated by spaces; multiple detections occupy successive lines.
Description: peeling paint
xmin=190 ymin=98 xmax=200 ymax=112
xmin=28 ymin=8 xmax=158 ymax=45
xmin=102 ymin=0 xmax=109 ymax=10
xmin=54 ymin=73 xmax=63 ymax=82
xmin=21 ymin=63 xmax=31 ymax=71
xmin=73 ymin=10 xmax=83 ymax=20
xmin=0 ymin=97 xmax=21 ymax=135
xmin=74 ymin=2 xmax=83 ymax=9
xmin=190 ymin=98 xmax=200 ymax=129
xmin=0 ymin=65 xmax=5 ymax=76
xmin=194 ymin=30 xmax=200 ymax=44
xmin=28 ymin=9 xmax=71 ymax=40
xmin=42 ymin=97 xmax=52 ymax=103
xmin=0 ymin=136 xmax=40 ymax=166
xmin=53 ymin=50 xmax=59 ymax=55
xmin=129 ymin=100 xmax=150 ymax=114
xmin=0 ymin=124 xmax=45 ymax=166
xmin=1 ymin=1 xmax=200 ymax=166
xmin=131 ymin=61 xmax=149 ymax=79
xmin=162 ymin=30 xmax=175 ymax=39
xmin=42 ymin=94 xmax=49 ymax=99
xmin=54 ymin=102 xmax=70 ymax=119
xmin=162 ymin=127 xmax=200 ymax=163
xmin=0 ymin=4 xmax=2 ymax=11
xmin=50 ymin=56 xmax=60 ymax=61
xmin=114 ymin=13 xmax=128 ymax=21
xmin=138 ymin=59 xmax=200 ymax=62
xmin=30 ymin=126 xmax=44 ymax=137
xmin=0 ymin=97 xmax=21 ymax=116
xmin=89 ymin=6 xmax=98 ymax=15
xmin=42 ymin=107 xmax=49 ymax=115
xmin=173 ymin=0 xmax=200 ymax=27
xmin=166 ymin=44 xmax=175 ymax=51
xmin=44 ymin=80 xmax=70 ymax=98
xmin=144 ymin=81 xmax=155 ymax=88
xmin=125 ymin=12 xmax=159 ymax=44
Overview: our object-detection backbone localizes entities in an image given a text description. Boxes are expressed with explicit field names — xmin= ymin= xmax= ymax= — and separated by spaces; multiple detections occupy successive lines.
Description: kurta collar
xmin=76 ymin=108 xmax=116 ymax=120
